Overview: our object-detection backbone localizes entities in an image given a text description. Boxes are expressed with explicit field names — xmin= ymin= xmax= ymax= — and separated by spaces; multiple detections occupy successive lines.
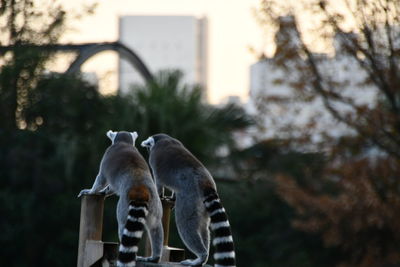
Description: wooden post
xmin=77 ymin=194 xmax=105 ymax=267
xmin=161 ymin=197 xmax=174 ymax=246
xmin=145 ymin=197 xmax=177 ymax=257
xmin=160 ymin=196 xmax=185 ymax=262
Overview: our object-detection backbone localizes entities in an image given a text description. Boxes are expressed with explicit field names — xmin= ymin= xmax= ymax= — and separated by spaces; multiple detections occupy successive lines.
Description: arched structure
xmin=65 ymin=42 xmax=153 ymax=83
xmin=0 ymin=42 xmax=154 ymax=84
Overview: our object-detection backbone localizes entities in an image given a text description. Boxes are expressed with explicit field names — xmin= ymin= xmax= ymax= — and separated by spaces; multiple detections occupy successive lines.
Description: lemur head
xmin=107 ymin=130 xmax=138 ymax=145
xmin=141 ymin=133 xmax=180 ymax=151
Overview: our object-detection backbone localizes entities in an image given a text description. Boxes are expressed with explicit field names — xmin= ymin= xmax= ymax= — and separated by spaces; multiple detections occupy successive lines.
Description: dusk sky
xmin=59 ymin=0 xmax=264 ymax=103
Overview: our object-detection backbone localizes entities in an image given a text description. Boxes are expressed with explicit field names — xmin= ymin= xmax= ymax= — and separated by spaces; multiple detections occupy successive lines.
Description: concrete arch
xmin=0 ymin=42 xmax=154 ymax=84
xmin=65 ymin=42 xmax=154 ymax=83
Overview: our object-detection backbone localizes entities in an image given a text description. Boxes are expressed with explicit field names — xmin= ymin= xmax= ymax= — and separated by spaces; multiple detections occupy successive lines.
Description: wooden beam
xmin=77 ymin=194 xmax=105 ymax=267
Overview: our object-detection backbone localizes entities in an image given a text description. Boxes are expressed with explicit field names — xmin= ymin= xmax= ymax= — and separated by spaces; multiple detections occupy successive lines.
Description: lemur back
xmin=142 ymin=134 xmax=236 ymax=267
xmin=79 ymin=131 xmax=163 ymax=267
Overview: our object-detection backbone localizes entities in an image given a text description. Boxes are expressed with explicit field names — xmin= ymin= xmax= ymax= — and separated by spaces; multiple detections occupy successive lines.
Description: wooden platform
xmin=137 ymin=263 xmax=211 ymax=267
xmin=77 ymin=194 xmax=212 ymax=267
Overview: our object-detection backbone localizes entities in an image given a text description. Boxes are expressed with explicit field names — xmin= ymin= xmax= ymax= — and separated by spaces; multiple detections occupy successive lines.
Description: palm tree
xmin=126 ymin=69 xmax=253 ymax=166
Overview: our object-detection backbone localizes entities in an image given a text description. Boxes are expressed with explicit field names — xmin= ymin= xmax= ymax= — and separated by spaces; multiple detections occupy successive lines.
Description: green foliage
xmin=128 ymin=70 xmax=253 ymax=164
xmin=0 ymin=77 xmax=105 ymax=266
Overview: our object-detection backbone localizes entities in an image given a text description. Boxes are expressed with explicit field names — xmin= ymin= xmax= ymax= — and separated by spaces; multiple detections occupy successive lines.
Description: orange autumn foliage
xmin=276 ymin=157 xmax=400 ymax=267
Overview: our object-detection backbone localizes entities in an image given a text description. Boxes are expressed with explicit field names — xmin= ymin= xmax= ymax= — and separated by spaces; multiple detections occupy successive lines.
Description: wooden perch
xmin=76 ymin=193 xmax=191 ymax=267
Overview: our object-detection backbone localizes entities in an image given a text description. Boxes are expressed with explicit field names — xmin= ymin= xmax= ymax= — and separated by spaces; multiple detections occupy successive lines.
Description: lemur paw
xmin=99 ymin=185 xmax=114 ymax=197
xmin=136 ymin=256 xmax=160 ymax=263
xmin=77 ymin=189 xmax=92 ymax=198
xmin=180 ymin=259 xmax=205 ymax=266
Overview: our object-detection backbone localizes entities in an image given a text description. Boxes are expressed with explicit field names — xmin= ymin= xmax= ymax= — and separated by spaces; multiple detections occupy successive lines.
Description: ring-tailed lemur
xmin=78 ymin=130 xmax=163 ymax=267
xmin=141 ymin=134 xmax=236 ymax=267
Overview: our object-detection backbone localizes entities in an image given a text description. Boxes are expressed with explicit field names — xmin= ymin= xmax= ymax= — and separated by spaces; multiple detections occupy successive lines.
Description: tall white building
xmin=118 ymin=15 xmax=207 ymax=95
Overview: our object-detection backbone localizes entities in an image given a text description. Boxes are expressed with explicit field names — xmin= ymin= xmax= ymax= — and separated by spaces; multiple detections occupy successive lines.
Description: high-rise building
xmin=119 ymin=15 xmax=207 ymax=96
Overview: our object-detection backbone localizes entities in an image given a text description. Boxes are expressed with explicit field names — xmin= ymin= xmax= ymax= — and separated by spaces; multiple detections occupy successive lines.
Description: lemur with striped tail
xmin=78 ymin=131 xmax=163 ymax=267
xmin=141 ymin=134 xmax=236 ymax=267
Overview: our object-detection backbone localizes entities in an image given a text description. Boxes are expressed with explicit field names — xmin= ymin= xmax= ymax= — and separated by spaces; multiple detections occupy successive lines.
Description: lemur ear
xmin=106 ymin=130 xmax=117 ymax=143
xmin=130 ymin=131 xmax=138 ymax=145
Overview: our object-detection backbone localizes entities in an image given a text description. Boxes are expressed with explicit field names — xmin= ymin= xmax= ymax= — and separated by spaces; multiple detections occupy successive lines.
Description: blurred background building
xmin=119 ymin=15 xmax=208 ymax=96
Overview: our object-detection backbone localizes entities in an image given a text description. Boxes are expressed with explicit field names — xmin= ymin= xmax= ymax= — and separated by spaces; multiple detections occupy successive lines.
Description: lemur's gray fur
xmin=141 ymin=134 xmax=236 ymax=267
xmin=78 ymin=131 xmax=163 ymax=267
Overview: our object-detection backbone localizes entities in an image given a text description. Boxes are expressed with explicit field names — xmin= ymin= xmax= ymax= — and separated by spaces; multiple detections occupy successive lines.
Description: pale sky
xmin=59 ymin=0 xmax=264 ymax=104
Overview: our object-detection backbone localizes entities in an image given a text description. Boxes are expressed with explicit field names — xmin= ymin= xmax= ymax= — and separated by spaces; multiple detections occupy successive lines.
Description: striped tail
xmin=204 ymin=189 xmax=236 ymax=267
xmin=117 ymin=201 xmax=148 ymax=267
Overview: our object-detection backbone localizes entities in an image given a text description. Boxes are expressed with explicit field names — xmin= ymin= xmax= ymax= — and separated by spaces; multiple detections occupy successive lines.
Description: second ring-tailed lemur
xmin=78 ymin=130 xmax=163 ymax=267
xmin=141 ymin=134 xmax=236 ymax=267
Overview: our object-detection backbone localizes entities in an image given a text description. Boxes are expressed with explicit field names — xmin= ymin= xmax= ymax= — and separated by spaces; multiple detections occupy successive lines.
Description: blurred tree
xmin=256 ymin=0 xmax=400 ymax=155
xmin=276 ymin=156 xmax=400 ymax=267
xmin=220 ymin=140 xmax=340 ymax=267
xmin=0 ymin=76 xmax=107 ymax=266
xmin=0 ymin=0 xmax=66 ymax=130
xmin=255 ymin=0 xmax=400 ymax=266
xmin=127 ymin=70 xmax=253 ymax=167
xmin=0 ymin=2 xmax=102 ymax=266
